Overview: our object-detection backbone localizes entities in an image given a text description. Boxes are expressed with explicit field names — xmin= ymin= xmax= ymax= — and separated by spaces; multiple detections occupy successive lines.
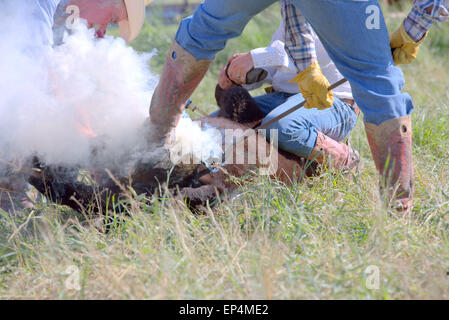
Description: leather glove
xmin=390 ymin=23 xmax=427 ymax=65
xmin=289 ymin=61 xmax=333 ymax=110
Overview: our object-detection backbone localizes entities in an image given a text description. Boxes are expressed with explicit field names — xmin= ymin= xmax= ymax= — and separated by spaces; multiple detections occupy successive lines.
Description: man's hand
xmin=390 ymin=23 xmax=427 ymax=65
xmin=218 ymin=65 xmax=234 ymax=90
xmin=289 ymin=61 xmax=333 ymax=110
xmin=227 ymin=53 xmax=254 ymax=85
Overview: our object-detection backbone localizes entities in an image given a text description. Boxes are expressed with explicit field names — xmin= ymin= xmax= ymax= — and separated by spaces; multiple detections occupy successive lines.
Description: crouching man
xmin=0 ymin=0 xmax=148 ymax=213
xmin=217 ymin=0 xmax=361 ymax=172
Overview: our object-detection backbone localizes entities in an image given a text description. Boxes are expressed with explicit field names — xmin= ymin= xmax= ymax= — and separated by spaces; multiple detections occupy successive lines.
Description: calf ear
xmin=215 ymin=84 xmax=237 ymax=119
xmin=215 ymin=84 xmax=226 ymax=109
xmin=215 ymin=84 xmax=234 ymax=119
xmin=226 ymin=87 xmax=264 ymax=124
xmin=215 ymin=85 xmax=265 ymax=124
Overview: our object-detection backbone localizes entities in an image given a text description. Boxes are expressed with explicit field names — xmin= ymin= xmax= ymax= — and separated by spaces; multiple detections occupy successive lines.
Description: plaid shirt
xmin=404 ymin=0 xmax=449 ymax=41
xmin=281 ymin=0 xmax=317 ymax=73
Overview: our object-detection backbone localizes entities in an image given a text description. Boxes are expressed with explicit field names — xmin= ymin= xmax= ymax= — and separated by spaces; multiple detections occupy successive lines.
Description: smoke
xmin=171 ymin=114 xmax=223 ymax=168
xmin=0 ymin=2 xmax=222 ymax=179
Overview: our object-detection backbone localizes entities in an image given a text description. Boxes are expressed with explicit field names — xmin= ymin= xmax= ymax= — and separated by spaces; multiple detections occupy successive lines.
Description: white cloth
xmin=26 ymin=0 xmax=61 ymax=47
xmin=247 ymin=20 xmax=353 ymax=100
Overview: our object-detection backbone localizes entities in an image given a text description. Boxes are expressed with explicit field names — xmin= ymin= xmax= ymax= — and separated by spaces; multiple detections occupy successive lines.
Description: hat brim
xmin=119 ymin=0 xmax=145 ymax=43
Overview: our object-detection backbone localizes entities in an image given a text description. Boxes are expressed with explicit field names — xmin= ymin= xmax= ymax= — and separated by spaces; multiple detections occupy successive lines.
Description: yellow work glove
xmin=289 ymin=61 xmax=333 ymax=110
xmin=390 ymin=23 xmax=427 ymax=65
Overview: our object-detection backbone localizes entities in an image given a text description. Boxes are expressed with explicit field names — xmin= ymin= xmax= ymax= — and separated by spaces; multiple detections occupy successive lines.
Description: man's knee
xmin=349 ymin=65 xmax=413 ymax=125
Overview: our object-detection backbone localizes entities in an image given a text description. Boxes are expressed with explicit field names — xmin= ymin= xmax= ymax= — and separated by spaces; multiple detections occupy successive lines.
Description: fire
xmin=76 ymin=108 xmax=97 ymax=138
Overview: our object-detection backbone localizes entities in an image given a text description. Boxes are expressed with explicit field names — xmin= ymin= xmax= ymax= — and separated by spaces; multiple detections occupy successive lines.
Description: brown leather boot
xmin=149 ymin=40 xmax=212 ymax=148
xmin=308 ymin=131 xmax=361 ymax=172
xmin=145 ymin=41 xmax=212 ymax=169
xmin=364 ymin=115 xmax=413 ymax=212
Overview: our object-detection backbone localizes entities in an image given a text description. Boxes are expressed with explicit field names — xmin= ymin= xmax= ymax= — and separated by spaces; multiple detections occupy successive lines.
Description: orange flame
xmin=76 ymin=108 xmax=97 ymax=138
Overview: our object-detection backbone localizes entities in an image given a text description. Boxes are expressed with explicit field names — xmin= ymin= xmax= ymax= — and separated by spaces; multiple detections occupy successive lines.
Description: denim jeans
xmin=256 ymin=92 xmax=358 ymax=158
xmin=176 ymin=0 xmax=414 ymax=125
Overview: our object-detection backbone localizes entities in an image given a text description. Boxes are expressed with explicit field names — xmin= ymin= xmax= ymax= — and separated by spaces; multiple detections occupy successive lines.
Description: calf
xmin=27 ymin=86 xmax=315 ymax=212
xmin=177 ymin=85 xmax=317 ymax=205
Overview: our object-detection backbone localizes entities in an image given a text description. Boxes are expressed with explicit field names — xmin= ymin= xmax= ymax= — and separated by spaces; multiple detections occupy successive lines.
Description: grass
xmin=1 ymin=3 xmax=449 ymax=299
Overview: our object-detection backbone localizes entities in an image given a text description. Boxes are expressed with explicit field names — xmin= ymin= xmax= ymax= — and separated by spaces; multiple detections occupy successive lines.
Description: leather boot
xmin=364 ymin=115 xmax=414 ymax=212
xmin=308 ymin=131 xmax=361 ymax=172
xmin=149 ymin=40 xmax=212 ymax=148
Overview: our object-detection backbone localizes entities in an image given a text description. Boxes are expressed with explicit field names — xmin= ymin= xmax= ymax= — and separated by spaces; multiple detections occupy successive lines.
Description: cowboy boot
xmin=364 ymin=115 xmax=414 ymax=212
xmin=308 ymin=131 xmax=361 ymax=172
xmin=149 ymin=41 xmax=212 ymax=149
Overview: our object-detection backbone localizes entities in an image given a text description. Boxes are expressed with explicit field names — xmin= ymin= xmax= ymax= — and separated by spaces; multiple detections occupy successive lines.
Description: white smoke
xmin=171 ymin=113 xmax=223 ymax=168
xmin=0 ymin=3 xmax=222 ymax=178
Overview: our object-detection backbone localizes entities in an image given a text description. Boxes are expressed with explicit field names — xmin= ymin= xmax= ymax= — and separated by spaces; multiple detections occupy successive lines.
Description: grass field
xmin=1 ymin=3 xmax=449 ymax=299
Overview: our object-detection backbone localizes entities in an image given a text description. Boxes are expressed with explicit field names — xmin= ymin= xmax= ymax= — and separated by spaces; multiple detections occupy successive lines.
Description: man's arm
xmin=282 ymin=0 xmax=332 ymax=110
xmin=25 ymin=0 xmax=61 ymax=47
xmin=281 ymin=0 xmax=317 ymax=73
xmin=390 ymin=0 xmax=448 ymax=65
xmin=225 ymin=1 xmax=320 ymax=87
xmin=221 ymin=35 xmax=294 ymax=89
xmin=404 ymin=0 xmax=449 ymax=42
xmin=251 ymin=40 xmax=296 ymax=72
xmin=234 ymin=1 xmax=318 ymax=75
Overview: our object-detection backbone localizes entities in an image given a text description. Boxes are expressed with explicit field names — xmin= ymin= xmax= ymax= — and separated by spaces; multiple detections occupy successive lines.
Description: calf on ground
xmin=27 ymin=86 xmax=315 ymax=212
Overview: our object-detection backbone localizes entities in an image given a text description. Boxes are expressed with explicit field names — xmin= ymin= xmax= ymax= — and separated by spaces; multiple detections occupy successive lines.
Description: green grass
xmin=1 ymin=4 xmax=449 ymax=299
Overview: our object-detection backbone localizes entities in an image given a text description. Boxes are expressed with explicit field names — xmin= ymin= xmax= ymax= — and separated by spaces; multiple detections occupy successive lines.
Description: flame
xmin=48 ymin=71 xmax=98 ymax=138
xmin=76 ymin=108 xmax=97 ymax=138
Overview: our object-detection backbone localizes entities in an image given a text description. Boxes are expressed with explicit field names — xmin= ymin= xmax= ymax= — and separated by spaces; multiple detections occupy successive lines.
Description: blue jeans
xmin=256 ymin=92 xmax=358 ymax=158
xmin=176 ymin=0 xmax=414 ymax=125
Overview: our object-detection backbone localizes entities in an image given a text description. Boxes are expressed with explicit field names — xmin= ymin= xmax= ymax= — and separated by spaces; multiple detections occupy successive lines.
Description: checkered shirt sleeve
xmin=404 ymin=0 xmax=449 ymax=41
xmin=281 ymin=0 xmax=317 ymax=73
